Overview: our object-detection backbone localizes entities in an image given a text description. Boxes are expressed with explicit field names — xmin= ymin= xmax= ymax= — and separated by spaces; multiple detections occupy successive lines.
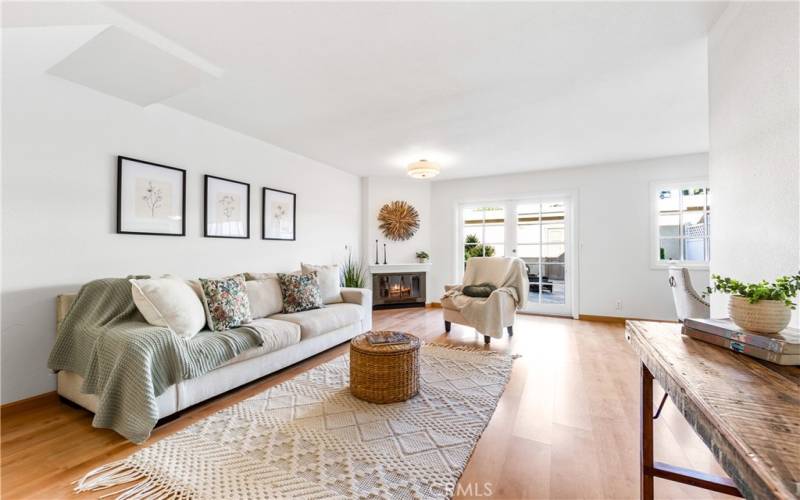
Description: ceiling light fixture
xmin=406 ymin=159 xmax=440 ymax=179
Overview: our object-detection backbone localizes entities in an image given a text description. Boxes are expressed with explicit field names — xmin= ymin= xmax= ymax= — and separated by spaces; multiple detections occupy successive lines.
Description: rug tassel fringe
xmin=75 ymin=461 xmax=189 ymax=500
xmin=111 ymin=476 xmax=190 ymax=500
xmin=73 ymin=461 xmax=144 ymax=493
xmin=113 ymin=477 xmax=166 ymax=500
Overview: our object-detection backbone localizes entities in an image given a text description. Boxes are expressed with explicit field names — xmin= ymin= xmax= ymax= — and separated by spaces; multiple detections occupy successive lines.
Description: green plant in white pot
xmin=416 ymin=251 xmax=429 ymax=263
xmin=706 ymin=273 xmax=800 ymax=333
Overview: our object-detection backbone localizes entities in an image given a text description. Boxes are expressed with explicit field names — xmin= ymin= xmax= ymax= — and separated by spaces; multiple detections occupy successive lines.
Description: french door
xmin=514 ymin=199 xmax=571 ymax=315
xmin=460 ymin=196 xmax=573 ymax=317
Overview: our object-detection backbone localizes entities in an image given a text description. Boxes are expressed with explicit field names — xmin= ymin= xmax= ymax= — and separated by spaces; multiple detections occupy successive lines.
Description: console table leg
xmin=641 ymin=362 xmax=654 ymax=500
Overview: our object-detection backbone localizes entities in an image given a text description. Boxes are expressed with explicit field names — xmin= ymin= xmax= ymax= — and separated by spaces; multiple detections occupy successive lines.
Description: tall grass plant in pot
xmin=341 ymin=247 xmax=366 ymax=288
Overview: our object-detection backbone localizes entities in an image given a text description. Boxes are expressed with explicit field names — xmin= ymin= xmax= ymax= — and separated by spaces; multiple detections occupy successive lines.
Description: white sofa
xmin=55 ymin=286 xmax=372 ymax=419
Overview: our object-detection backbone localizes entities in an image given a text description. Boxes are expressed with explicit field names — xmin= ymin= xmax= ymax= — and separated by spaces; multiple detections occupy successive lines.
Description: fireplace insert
xmin=372 ymin=272 xmax=426 ymax=309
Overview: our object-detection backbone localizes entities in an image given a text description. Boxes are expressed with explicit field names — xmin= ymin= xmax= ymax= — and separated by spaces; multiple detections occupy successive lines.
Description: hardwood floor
xmin=1 ymin=308 xmax=736 ymax=499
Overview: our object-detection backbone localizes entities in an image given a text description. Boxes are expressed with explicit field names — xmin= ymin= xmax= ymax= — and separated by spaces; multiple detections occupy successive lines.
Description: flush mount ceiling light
xmin=406 ymin=159 xmax=440 ymax=179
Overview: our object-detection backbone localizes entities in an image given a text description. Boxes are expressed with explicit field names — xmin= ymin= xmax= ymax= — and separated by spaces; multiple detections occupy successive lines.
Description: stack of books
xmin=683 ymin=318 xmax=799 ymax=365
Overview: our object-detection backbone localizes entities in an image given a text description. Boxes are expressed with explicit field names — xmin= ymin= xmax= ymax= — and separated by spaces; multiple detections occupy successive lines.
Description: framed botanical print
xmin=204 ymin=175 xmax=250 ymax=239
xmin=262 ymin=187 xmax=296 ymax=241
xmin=117 ymin=156 xmax=186 ymax=236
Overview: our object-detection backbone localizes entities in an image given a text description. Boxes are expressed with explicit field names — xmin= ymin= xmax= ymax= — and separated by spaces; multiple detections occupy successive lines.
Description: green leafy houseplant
xmin=416 ymin=251 xmax=429 ymax=262
xmin=706 ymin=272 xmax=799 ymax=334
xmin=705 ymin=273 xmax=800 ymax=309
xmin=341 ymin=247 xmax=365 ymax=288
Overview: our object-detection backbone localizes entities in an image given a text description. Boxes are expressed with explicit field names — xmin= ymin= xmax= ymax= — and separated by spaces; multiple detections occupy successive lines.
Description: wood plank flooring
xmin=1 ymin=308 xmax=737 ymax=499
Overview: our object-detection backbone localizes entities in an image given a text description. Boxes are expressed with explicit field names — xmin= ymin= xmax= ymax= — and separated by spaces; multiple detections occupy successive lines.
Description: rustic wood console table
xmin=626 ymin=321 xmax=799 ymax=499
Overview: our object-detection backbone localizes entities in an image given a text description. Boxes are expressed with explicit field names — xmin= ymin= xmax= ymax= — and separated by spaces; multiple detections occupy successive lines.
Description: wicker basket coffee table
xmin=350 ymin=331 xmax=421 ymax=404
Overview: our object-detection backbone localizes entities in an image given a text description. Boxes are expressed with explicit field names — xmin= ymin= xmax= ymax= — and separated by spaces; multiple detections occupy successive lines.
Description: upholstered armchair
xmin=668 ymin=266 xmax=710 ymax=321
xmin=441 ymin=257 xmax=528 ymax=344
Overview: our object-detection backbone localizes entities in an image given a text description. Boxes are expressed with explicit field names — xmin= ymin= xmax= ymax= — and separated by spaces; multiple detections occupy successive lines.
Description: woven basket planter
xmin=350 ymin=332 xmax=420 ymax=404
xmin=728 ymin=295 xmax=791 ymax=334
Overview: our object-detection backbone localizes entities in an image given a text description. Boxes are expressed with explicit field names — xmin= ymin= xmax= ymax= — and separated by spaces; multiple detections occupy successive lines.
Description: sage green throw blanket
xmin=47 ymin=278 xmax=265 ymax=444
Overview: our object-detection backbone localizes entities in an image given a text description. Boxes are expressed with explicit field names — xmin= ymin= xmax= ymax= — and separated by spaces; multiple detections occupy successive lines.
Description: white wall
xmin=362 ymin=176 xmax=432 ymax=300
xmin=430 ymin=154 xmax=710 ymax=320
xmin=362 ymin=176 xmax=431 ymax=264
xmin=1 ymin=28 xmax=361 ymax=403
xmin=708 ymin=2 xmax=800 ymax=326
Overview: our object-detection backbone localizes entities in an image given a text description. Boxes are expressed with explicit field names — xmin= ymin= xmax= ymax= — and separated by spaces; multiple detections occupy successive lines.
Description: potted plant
xmin=416 ymin=251 xmax=430 ymax=264
xmin=341 ymin=246 xmax=365 ymax=288
xmin=706 ymin=273 xmax=800 ymax=333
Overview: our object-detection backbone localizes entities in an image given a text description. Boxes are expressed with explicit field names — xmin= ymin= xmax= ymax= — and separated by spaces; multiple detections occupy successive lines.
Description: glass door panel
xmin=541 ymin=243 xmax=565 ymax=261
xmin=462 ymin=204 xmax=506 ymax=268
xmin=516 ymin=199 xmax=570 ymax=315
xmin=517 ymin=245 xmax=541 ymax=259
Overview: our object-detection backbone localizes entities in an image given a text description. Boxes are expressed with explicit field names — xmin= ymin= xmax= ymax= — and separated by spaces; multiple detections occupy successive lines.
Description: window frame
xmin=650 ymin=178 xmax=710 ymax=270
xmin=461 ymin=203 xmax=507 ymax=262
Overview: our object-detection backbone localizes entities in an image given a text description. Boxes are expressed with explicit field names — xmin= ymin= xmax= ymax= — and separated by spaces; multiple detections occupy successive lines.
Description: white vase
xmin=728 ymin=295 xmax=791 ymax=334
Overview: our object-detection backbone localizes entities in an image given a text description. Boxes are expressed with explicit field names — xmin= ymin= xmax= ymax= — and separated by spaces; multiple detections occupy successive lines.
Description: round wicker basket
xmin=728 ymin=296 xmax=791 ymax=334
xmin=350 ymin=331 xmax=421 ymax=404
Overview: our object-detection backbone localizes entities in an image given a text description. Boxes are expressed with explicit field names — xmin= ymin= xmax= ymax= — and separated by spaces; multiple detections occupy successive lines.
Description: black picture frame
xmin=204 ymin=175 xmax=251 ymax=239
xmin=116 ymin=156 xmax=186 ymax=236
xmin=262 ymin=187 xmax=296 ymax=241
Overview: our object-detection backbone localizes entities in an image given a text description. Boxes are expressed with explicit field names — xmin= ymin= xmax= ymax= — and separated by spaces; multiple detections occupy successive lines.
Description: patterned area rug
xmin=76 ymin=344 xmax=515 ymax=499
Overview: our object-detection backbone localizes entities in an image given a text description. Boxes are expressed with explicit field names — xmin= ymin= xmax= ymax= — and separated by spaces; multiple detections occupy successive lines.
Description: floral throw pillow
xmin=199 ymin=274 xmax=252 ymax=331
xmin=278 ymin=272 xmax=323 ymax=313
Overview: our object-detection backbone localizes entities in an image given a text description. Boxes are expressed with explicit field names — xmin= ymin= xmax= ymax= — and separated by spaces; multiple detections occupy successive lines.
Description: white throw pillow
xmin=186 ymin=279 xmax=204 ymax=302
xmin=301 ymin=263 xmax=342 ymax=304
xmin=246 ymin=278 xmax=283 ymax=318
xmin=244 ymin=272 xmax=278 ymax=281
xmin=130 ymin=277 xmax=207 ymax=338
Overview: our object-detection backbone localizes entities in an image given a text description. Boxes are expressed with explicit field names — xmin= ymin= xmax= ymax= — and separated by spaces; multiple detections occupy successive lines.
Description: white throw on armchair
xmin=441 ymin=257 xmax=529 ymax=344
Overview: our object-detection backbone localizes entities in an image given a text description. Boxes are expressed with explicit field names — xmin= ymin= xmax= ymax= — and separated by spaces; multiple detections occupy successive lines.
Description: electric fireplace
xmin=372 ymin=272 xmax=426 ymax=309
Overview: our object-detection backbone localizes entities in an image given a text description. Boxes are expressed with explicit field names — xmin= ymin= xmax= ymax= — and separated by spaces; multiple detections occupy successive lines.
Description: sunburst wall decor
xmin=378 ymin=200 xmax=420 ymax=241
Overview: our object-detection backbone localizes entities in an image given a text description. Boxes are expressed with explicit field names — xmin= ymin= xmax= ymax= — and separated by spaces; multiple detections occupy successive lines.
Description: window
xmin=462 ymin=204 xmax=505 ymax=265
xmin=653 ymin=182 xmax=710 ymax=266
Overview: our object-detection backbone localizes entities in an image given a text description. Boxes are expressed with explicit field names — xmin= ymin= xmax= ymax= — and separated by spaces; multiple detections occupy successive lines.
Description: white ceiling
xmin=47 ymin=26 xmax=218 ymax=106
xmin=4 ymin=2 xmax=727 ymax=180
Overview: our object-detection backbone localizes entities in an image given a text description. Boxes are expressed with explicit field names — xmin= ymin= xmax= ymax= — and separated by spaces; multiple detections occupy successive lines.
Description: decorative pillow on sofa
xmin=245 ymin=277 xmax=283 ymax=319
xmin=301 ymin=263 xmax=342 ymax=304
xmin=130 ymin=277 xmax=206 ymax=339
xmin=462 ymin=283 xmax=497 ymax=298
xmin=277 ymin=272 xmax=324 ymax=313
xmin=199 ymin=274 xmax=252 ymax=331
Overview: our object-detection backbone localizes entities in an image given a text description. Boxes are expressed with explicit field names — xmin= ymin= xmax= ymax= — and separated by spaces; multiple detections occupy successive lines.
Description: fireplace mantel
xmin=369 ymin=263 xmax=432 ymax=274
